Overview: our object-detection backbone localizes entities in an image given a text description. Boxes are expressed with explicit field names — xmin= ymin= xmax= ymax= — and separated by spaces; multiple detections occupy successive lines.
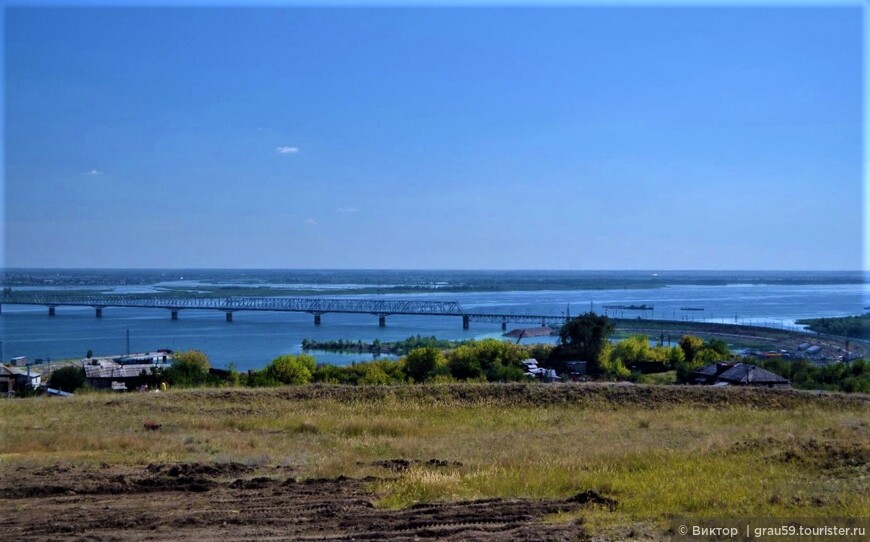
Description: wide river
xmin=1 ymin=274 xmax=867 ymax=371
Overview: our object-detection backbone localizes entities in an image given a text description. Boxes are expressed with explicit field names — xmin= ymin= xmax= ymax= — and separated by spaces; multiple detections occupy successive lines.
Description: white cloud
xmin=336 ymin=207 xmax=360 ymax=213
xmin=85 ymin=169 xmax=102 ymax=175
xmin=303 ymin=218 xmax=318 ymax=226
xmin=276 ymin=146 xmax=299 ymax=154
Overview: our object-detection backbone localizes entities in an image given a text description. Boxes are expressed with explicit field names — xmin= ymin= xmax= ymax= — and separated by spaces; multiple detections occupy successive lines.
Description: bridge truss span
xmin=0 ymin=293 xmax=581 ymax=330
xmin=0 ymin=293 xmax=465 ymax=318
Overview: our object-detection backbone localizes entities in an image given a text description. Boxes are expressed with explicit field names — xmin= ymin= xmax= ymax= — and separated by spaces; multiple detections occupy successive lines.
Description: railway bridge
xmin=0 ymin=293 xmax=571 ymax=330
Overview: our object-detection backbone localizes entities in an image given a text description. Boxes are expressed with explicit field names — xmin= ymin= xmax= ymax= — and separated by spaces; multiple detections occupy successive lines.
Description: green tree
xmin=166 ymin=350 xmax=212 ymax=386
xmin=696 ymin=347 xmax=725 ymax=365
xmin=597 ymin=341 xmax=629 ymax=379
xmin=557 ymin=313 xmax=615 ymax=375
xmin=48 ymin=366 xmax=87 ymax=392
xmin=705 ymin=339 xmax=730 ymax=357
xmin=612 ymin=335 xmax=652 ymax=366
xmin=173 ymin=350 xmax=211 ymax=372
xmin=472 ymin=339 xmax=525 ymax=371
xmin=447 ymin=345 xmax=485 ymax=380
xmin=527 ymin=343 xmax=554 ymax=365
xmin=264 ymin=354 xmax=316 ymax=385
xmin=404 ymin=347 xmax=446 ymax=383
xmin=666 ymin=345 xmax=685 ymax=367
xmin=678 ymin=336 xmax=705 ymax=364
xmin=359 ymin=364 xmax=392 ymax=385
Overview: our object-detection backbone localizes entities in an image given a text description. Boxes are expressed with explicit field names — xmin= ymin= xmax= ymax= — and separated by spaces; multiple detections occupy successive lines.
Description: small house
xmin=521 ymin=359 xmax=543 ymax=377
xmin=0 ymin=366 xmax=17 ymax=396
xmin=689 ymin=362 xmax=789 ymax=388
xmin=85 ymin=363 xmax=169 ymax=391
xmin=0 ymin=365 xmax=41 ymax=395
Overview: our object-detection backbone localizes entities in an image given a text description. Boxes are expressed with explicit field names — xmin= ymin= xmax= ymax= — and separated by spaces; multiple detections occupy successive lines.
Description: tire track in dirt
xmin=1 ymin=463 xmax=596 ymax=541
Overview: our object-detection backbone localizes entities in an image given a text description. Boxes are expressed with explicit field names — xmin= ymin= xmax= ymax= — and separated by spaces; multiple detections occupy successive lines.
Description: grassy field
xmin=1 ymin=384 xmax=867 ymax=538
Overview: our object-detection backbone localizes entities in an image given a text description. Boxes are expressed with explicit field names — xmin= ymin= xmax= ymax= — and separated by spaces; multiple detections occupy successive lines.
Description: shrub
xmin=173 ymin=350 xmax=211 ymax=372
xmin=264 ymin=354 xmax=316 ymax=385
xmin=404 ymin=347 xmax=446 ymax=383
xmin=48 ymin=366 xmax=87 ymax=392
xmin=598 ymin=342 xmax=630 ymax=379
xmin=485 ymin=361 xmax=526 ymax=382
xmin=245 ymin=370 xmax=281 ymax=387
xmin=163 ymin=350 xmax=213 ymax=387
xmin=678 ymin=336 xmax=705 ymax=364
xmin=447 ymin=345 xmax=485 ymax=380
xmin=359 ymin=364 xmax=392 ymax=385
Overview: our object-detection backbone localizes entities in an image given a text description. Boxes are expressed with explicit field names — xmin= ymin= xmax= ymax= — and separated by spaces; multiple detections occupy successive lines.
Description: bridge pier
xmin=95 ymin=307 xmax=103 ymax=318
xmin=501 ymin=320 xmax=507 ymax=331
xmin=225 ymin=311 xmax=233 ymax=322
xmin=314 ymin=313 xmax=321 ymax=326
xmin=48 ymin=306 xmax=56 ymax=317
xmin=171 ymin=310 xmax=179 ymax=320
xmin=378 ymin=315 xmax=386 ymax=327
xmin=462 ymin=315 xmax=470 ymax=330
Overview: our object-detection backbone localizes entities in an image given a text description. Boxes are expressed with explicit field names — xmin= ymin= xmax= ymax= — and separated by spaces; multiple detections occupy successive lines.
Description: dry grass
xmin=1 ymin=383 xmax=867 ymax=533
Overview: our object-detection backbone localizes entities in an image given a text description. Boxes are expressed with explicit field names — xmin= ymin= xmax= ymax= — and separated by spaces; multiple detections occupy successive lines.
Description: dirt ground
xmin=0 ymin=461 xmax=610 ymax=541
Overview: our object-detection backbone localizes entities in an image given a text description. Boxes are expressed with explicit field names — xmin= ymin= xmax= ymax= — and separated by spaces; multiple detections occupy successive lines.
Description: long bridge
xmin=0 ymin=293 xmax=572 ymax=330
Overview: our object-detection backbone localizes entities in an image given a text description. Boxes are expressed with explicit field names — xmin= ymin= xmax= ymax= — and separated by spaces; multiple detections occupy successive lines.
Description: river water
xmin=1 ymin=271 xmax=867 ymax=370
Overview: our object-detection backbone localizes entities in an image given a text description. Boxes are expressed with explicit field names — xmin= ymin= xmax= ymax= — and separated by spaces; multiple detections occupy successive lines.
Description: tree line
xmin=45 ymin=312 xmax=867 ymax=393
xmin=796 ymin=314 xmax=870 ymax=340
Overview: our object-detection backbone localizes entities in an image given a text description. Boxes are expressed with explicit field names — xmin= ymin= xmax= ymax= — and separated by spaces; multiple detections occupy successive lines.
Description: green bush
xmin=758 ymin=358 xmax=869 ymax=393
xmin=447 ymin=345 xmax=485 ymax=380
xmin=404 ymin=347 xmax=446 ymax=383
xmin=245 ymin=370 xmax=281 ymax=387
xmin=359 ymin=364 xmax=392 ymax=385
xmin=163 ymin=350 xmax=214 ymax=387
xmin=485 ymin=361 xmax=527 ymax=382
xmin=48 ymin=366 xmax=87 ymax=392
xmin=264 ymin=354 xmax=316 ymax=385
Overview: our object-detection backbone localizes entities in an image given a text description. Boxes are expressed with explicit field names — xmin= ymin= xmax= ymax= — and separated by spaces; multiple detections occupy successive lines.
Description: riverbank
xmin=1 ymin=384 xmax=867 ymax=540
xmin=302 ymin=320 xmax=866 ymax=363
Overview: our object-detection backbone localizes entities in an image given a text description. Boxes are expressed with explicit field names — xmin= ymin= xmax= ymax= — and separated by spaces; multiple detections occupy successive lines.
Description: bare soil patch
xmin=0 ymin=462 xmax=598 ymax=541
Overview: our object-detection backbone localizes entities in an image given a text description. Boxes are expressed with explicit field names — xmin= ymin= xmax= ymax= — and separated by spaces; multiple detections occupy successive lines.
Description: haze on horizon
xmin=3 ymin=5 xmax=864 ymax=271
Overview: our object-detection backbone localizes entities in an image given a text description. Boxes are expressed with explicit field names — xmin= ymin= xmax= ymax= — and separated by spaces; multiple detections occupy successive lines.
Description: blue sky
xmin=3 ymin=5 xmax=864 ymax=269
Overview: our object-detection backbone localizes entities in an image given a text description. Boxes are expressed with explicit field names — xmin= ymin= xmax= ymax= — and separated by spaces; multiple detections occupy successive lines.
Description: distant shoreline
xmin=2 ymin=268 xmax=867 ymax=298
